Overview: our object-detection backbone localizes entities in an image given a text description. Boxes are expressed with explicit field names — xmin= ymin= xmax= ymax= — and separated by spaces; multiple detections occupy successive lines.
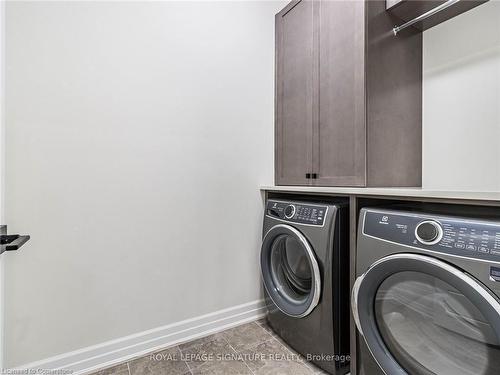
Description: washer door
xmin=352 ymin=253 xmax=500 ymax=375
xmin=260 ymin=224 xmax=321 ymax=318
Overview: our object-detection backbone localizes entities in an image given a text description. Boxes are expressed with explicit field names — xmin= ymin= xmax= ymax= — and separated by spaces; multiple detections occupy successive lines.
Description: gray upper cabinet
xmin=275 ymin=0 xmax=423 ymax=187
xmin=275 ymin=0 xmax=314 ymax=186
xmin=315 ymin=0 xmax=366 ymax=186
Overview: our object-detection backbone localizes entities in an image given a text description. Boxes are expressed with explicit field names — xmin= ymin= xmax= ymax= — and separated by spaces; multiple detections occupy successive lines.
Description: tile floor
xmin=93 ymin=319 xmax=330 ymax=375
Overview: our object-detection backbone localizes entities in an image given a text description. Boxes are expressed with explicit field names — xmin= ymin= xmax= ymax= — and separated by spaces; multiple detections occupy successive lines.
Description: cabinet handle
xmin=0 ymin=234 xmax=30 ymax=255
xmin=311 ymin=173 xmax=318 ymax=179
xmin=305 ymin=173 xmax=311 ymax=179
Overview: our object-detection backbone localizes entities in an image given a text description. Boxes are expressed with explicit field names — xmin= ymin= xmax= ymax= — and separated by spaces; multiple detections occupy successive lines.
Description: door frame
xmin=0 ymin=0 xmax=6 ymax=367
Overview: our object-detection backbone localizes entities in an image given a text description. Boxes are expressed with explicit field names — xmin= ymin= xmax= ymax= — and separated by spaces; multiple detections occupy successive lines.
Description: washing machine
xmin=353 ymin=207 xmax=500 ymax=375
xmin=260 ymin=198 xmax=350 ymax=374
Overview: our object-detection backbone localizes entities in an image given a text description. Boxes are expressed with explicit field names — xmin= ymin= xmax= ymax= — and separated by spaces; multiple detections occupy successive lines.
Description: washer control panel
xmin=266 ymin=200 xmax=327 ymax=226
xmin=363 ymin=209 xmax=500 ymax=262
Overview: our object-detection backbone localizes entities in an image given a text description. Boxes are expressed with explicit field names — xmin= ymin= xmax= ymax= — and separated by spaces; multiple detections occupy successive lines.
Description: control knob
xmin=284 ymin=205 xmax=296 ymax=219
xmin=415 ymin=220 xmax=443 ymax=245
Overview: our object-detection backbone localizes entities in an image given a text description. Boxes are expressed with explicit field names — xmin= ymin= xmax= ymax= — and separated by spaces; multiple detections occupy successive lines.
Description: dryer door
xmin=260 ymin=224 xmax=321 ymax=318
xmin=352 ymin=253 xmax=500 ymax=375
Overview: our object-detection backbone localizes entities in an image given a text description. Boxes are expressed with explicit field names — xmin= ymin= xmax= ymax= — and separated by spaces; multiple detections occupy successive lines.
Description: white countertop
xmin=260 ymin=185 xmax=500 ymax=202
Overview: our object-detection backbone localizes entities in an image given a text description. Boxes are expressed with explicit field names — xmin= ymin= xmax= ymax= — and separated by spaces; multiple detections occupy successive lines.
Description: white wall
xmin=423 ymin=1 xmax=500 ymax=191
xmin=4 ymin=1 xmax=284 ymax=367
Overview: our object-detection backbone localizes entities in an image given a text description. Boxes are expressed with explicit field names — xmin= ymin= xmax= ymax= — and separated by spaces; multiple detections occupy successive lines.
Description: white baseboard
xmin=17 ymin=299 xmax=268 ymax=375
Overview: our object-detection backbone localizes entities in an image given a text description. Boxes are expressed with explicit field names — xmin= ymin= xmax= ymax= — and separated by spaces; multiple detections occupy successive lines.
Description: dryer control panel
xmin=363 ymin=209 xmax=500 ymax=263
xmin=266 ymin=200 xmax=328 ymax=226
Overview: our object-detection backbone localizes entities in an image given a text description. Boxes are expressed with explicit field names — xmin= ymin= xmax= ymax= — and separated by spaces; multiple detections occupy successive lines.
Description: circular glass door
xmin=261 ymin=224 xmax=320 ymax=318
xmin=352 ymin=254 xmax=500 ymax=375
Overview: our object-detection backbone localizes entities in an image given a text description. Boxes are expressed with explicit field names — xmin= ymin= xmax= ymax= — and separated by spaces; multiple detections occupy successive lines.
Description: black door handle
xmin=0 ymin=233 xmax=30 ymax=254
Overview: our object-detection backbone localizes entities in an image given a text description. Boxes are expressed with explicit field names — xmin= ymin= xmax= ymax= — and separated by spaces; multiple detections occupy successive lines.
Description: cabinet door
xmin=314 ymin=0 xmax=366 ymax=186
xmin=275 ymin=0 xmax=315 ymax=186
